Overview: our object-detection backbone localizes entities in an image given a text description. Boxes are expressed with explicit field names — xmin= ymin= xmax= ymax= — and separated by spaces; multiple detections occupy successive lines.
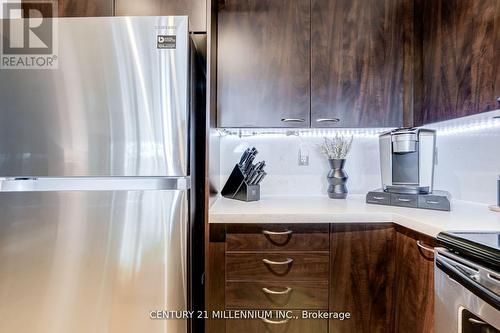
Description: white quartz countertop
xmin=209 ymin=195 xmax=500 ymax=238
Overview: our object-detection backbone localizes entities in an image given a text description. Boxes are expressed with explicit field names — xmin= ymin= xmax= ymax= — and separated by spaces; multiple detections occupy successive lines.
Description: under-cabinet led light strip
xmin=217 ymin=128 xmax=391 ymax=138
xmin=429 ymin=118 xmax=500 ymax=136
xmin=217 ymin=110 xmax=500 ymax=138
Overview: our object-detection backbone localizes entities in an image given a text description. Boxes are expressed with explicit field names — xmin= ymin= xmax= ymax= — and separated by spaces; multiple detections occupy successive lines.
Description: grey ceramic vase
xmin=327 ymin=159 xmax=348 ymax=199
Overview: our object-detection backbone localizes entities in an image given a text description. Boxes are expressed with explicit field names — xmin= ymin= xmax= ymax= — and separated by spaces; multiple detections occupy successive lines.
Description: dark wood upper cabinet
xmin=217 ymin=0 xmax=408 ymax=128
xmin=217 ymin=0 xmax=311 ymax=128
xmin=21 ymin=0 xmax=113 ymax=17
xmin=115 ymin=0 xmax=207 ymax=32
xmin=216 ymin=0 xmax=499 ymax=127
xmin=416 ymin=0 xmax=500 ymax=125
xmin=57 ymin=0 xmax=113 ymax=16
xmin=23 ymin=0 xmax=207 ymax=29
xmin=393 ymin=226 xmax=436 ymax=333
xmin=311 ymin=0 xmax=407 ymax=128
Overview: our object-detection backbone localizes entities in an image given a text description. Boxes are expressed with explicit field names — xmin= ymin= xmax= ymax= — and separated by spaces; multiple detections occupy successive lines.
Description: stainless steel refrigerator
xmin=0 ymin=16 xmax=194 ymax=333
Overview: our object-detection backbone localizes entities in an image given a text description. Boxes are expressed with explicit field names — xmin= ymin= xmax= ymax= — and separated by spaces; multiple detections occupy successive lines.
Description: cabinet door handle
xmin=281 ymin=118 xmax=305 ymax=123
xmin=416 ymin=240 xmax=435 ymax=253
xmin=316 ymin=118 xmax=340 ymax=123
xmin=262 ymin=230 xmax=293 ymax=236
xmin=262 ymin=287 xmax=292 ymax=295
xmin=468 ymin=318 xmax=488 ymax=325
xmin=262 ymin=258 xmax=293 ymax=265
xmin=261 ymin=318 xmax=290 ymax=325
xmin=398 ymin=198 xmax=411 ymax=202
xmin=487 ymin=273 xmax=500 ymax=283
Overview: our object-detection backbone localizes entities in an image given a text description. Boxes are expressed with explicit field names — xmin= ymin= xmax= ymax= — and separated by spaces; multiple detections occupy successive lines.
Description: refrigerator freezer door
xmin=0 ymin=16 xmax=189 ymax=177
xmin=0 ymin=189 xmax=188 ymax=333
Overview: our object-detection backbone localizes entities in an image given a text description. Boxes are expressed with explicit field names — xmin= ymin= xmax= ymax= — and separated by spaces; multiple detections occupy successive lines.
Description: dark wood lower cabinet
xmin=226 ymin=311 xmax=328 ymax=333
xmin=393 ymin=226 xmax=436 ymax=333
xmin=330 ymin=224 xmax=396 ymax=333
xmin=207 ymin=223 xmax=436 ymax=333
xmin=226 ymin=224 xmax=329 ymax=252
xmin=226 ymin=281 xmax=329 ymax=310
xmin=226 ymin=252 xmax=330 ymax=281
xmin=206 ymin=224 xmax=226 ymax=333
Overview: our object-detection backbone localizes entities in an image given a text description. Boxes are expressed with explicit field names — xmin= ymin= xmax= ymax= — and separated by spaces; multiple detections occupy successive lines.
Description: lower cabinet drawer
xmin=226 ymin=253 xmax=330 ymax=281
xmin=226 ymin=224 xmax=329 ymax=251
xmin=226 ymin=313 xmax=328 ymax=333
xmin=226 ymin=281 xmax=329 ymax=309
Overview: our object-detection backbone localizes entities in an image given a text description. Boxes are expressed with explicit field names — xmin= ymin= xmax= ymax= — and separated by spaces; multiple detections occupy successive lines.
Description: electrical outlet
xmin=298 ymin=147 xmax=309 ymax=166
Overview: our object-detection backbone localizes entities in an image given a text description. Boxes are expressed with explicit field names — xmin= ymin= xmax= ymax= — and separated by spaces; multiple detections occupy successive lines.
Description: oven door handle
xmin=436 ymin=257 xmax=500 ymax=311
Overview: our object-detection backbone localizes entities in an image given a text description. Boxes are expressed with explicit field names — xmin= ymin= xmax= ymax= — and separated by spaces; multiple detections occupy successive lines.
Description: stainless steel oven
xmin=435 ymin=248 xmax=500 ymax=332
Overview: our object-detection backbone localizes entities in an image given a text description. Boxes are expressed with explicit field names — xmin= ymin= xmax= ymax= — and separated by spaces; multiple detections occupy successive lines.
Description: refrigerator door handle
xmin=0 ymin=176 xmax=191 ymax=192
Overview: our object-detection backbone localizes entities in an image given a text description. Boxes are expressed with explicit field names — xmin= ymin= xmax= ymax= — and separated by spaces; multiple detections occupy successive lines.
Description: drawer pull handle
xmin=372 ymin=196 xmax=385 ymax=200
xmin=262 ymin=230 xmax=293 ymax=236
xmin=398 ymin=198 xmax=411 ymax=202
xmin=281 ymin=118 xmax=305 ymax=123
xmin=261 ymin=318 xmax=291 ymax=325
xmin=426 ymin=200 xmax=440 ymax=204
xmin=416 ymin=240 xmax=435 ymax=254
xmin=262 ymin=287 xmax=292 ymax=295
xmin=262 ymin=258 xmax=293 ymax=265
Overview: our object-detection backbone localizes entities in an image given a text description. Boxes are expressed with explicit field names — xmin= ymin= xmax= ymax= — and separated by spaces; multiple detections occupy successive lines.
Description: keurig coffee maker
xmin=380 ymin=128 xmax=435 ymax=194
xmin=367 ymin=128 xmax=451 ymax=211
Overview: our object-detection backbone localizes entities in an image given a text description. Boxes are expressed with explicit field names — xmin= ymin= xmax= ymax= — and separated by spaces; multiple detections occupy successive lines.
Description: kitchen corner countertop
xmin=209 ymin=195 xmax=500 ymax=238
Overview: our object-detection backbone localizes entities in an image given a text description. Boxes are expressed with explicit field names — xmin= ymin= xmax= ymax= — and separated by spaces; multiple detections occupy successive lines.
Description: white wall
xmin=219 ymin=110 xmax=500 ymax=204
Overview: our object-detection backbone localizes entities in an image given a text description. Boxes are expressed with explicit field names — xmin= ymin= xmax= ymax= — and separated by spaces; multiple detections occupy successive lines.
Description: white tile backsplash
xmin=220 ymin=135 xmax=384 ymax=197
xmin=219 ymin=111 xmax=500 ymax=204
xmin=431 ymin=129 xmax=500 ymax=204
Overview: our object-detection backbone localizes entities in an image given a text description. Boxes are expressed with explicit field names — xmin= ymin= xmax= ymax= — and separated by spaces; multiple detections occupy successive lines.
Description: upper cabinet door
xmin=21 ymin=0 xmax=113 ymax=17
xmin=115 ymin=0 xmax=206 ymax=32
xmin=311 ymin=0 xmax=405 ymax=128
xmin=217 ymin=0 xmax=311 ymax=128
xmin=417 ymin=0 xmax=499 ymax=125
xmin=59 ymin=0 xmax=113 ymax=16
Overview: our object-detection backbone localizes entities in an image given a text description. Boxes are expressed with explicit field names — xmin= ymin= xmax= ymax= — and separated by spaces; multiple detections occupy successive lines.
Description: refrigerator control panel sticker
xmin=157 ymin=35 xmax=176 ymax=49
